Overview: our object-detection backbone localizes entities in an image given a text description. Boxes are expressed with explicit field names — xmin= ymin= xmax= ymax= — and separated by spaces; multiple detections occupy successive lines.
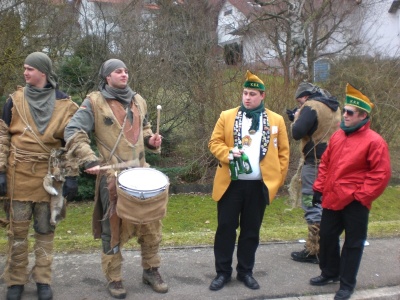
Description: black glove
xmin=0 ymin=172 xmax=6 ymax=196
xmin=84 ymin=160 xmax=100 ymax=170
xmin=285 ymin=107 xmax=298 ymax=122
xmin=62 ymin=177 xmax=78 ymax=201
xmin=312 ymin=191 xmax=322 ymax=207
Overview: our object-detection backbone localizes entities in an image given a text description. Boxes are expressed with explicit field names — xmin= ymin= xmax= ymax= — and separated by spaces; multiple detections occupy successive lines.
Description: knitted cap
xmin=345 ymin=83 xmax=374 ymax=113
xmin=295 ymin=82 xmax=319 ymax=99
xmin=243 ymin=70 xmax=265 ymax=91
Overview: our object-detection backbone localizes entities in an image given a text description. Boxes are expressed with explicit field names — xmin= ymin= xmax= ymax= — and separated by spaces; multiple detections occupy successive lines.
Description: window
xmin=224 ymin=9 xmax=232 ymax=16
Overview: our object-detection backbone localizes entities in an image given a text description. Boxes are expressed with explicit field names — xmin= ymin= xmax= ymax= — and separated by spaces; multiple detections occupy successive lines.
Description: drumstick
xmin=99 ymin=159 xmax=140 ymax=170
xmin=156 ymin=105 xmax=162 ymax=135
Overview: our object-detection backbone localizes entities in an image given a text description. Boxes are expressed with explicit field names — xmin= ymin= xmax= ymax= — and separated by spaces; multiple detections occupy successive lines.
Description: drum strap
xmin=105 ymin=107 xmax=129 ymax=164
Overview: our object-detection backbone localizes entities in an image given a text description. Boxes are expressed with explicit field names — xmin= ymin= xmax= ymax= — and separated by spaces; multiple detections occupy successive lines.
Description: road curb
xmin=273 ymin=285 xmax=400 ymax=300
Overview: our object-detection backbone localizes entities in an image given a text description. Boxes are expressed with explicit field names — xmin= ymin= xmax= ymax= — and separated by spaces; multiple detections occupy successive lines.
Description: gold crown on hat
xmin=345 ymin=83 xmax=374 ymax=113
xmin=243 ymin=70 xmax=265 ymax=91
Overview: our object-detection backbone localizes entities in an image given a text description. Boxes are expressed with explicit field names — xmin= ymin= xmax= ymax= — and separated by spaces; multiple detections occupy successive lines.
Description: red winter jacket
xmin=313 ymin=121 xmax=391 ymax=210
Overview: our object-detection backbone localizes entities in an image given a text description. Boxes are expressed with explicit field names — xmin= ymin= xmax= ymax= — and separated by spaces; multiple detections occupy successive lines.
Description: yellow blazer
xmin=208 ymin=107 xmax=289 ymax=202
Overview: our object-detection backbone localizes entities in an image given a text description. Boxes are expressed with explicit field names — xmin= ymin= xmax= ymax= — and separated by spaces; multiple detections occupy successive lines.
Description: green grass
xmin=0 ymin=186 xmax=399 ymax=254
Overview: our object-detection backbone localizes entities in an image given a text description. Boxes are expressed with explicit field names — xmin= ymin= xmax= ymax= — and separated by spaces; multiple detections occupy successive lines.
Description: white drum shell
xmin=117 ymin=168 xmax=169 ymax=199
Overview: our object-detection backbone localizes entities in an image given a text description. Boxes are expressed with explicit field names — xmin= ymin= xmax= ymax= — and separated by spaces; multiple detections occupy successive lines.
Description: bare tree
xmin=0 ymin=5 xmax=25 ymax=97
xmin=326 ymin=55 xmax=400 ymax=145
xmin=0 ymin=0 xmax=82 ymax=96
xmin=65 ymin=0 xmax=225 ymax=180
xmin=114 ymin=1 xmax=221 ymax=149
xmin=250 ymin=0 xmax=369 ymax=83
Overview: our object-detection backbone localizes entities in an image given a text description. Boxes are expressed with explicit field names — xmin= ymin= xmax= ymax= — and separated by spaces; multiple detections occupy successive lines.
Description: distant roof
xmin=225 ymin=0 xmax=263 ymax=18
xmin=144 ymin=3 xmax=160 ymax=10
xmin=209 ymin=0 xmax=225 ymax=7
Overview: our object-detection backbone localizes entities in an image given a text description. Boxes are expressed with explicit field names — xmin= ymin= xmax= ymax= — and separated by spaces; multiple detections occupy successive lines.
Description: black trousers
xmin=214 ymin=180 xmax=268 ymax=276
xmin=319 ymin=200 xmax=369 ymax=291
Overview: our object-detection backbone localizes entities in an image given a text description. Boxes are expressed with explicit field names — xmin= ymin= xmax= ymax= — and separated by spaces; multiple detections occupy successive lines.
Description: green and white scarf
xmin=233 ymin=103 xmax=270 ymax=161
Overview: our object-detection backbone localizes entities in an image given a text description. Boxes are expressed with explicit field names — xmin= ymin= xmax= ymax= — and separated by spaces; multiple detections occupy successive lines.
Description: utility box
xmin=314 ymin=59 xmax=330 ymax=82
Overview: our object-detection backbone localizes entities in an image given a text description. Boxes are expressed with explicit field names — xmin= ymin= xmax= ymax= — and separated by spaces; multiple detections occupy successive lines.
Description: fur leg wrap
xmin=3 ymin=220 xmax=31 ymax=286
xmin=32 ymin=232 xmax=54 ymax=284
xmin=101 ymin=252 xmax=123 ymax=282
xmin=137 ymin=221 xmax=162 ymax=269
xmin=305 ymin=223 xmax=320 ymax=255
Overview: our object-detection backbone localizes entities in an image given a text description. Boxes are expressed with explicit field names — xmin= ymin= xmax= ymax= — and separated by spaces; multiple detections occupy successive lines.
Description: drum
xmin=116 ymin=168 xmax=169 ymax=224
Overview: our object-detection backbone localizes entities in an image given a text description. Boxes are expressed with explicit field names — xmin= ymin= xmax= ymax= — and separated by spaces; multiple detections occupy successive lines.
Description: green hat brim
xmin=345 ymin=95 xmax=371 ymax=113
xmin=243 ymin=81 xmax=265 ymax=91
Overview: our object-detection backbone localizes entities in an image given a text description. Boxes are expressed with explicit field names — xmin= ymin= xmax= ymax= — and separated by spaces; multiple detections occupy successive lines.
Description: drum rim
xmin=118 ymin=167 xmax=169 ymax=191
xmin=119 ymin=185 xmax=167 ymax=193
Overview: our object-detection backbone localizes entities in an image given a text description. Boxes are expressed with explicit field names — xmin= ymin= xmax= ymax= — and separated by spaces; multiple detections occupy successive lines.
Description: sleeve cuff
xmin=84 ymin=161 xmax=100 ymax=169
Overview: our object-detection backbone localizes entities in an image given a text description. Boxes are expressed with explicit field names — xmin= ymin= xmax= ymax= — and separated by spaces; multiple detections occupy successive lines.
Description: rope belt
xmin=11 ymin=144 xmax=50 ymax=163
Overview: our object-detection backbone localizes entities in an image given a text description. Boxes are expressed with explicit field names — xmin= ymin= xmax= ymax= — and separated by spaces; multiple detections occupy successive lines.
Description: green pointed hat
xmin=243 ymin=70 xmax=265 ymax=91
xmin=345 ymin=83 xmax=374 ymax=113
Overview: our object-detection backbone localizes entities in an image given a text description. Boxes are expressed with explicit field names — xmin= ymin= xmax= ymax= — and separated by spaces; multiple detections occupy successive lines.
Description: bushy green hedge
xmin=76 ymin=172 xmax=96 ymax=201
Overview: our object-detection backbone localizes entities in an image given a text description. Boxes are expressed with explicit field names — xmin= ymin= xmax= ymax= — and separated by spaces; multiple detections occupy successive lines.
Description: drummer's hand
xmin=85 ymin=165 xmax=100 ymax=175
xmin=149 ymin=134 xmax=162 ymax=148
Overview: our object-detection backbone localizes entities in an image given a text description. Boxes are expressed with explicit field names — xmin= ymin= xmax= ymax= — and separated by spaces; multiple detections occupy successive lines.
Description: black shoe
xmin=36 ymin=283 xmax=53 ymax=300
xmin=334 ymin=289 xmax=354 ymax=300
xmin=236 ymin=274 xmax=260 ymax=290
xmin=6 ymin=285 xmax=24 ymax=300
xmin=209 ymin=274 xmax=231 ymax=291
xmin=291 ymin=249 xmax=319 ymax=264
xmin=310 ymin=275 xmax=340 ymax=286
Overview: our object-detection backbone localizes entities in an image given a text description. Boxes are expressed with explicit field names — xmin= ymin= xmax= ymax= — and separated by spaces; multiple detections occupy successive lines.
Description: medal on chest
xmin=242 ymin=135 xmax=252 ymax=147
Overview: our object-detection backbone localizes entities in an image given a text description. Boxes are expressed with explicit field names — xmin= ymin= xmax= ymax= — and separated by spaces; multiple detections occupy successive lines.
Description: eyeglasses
xmin=342 ymin=108 xmax=356 ymax=116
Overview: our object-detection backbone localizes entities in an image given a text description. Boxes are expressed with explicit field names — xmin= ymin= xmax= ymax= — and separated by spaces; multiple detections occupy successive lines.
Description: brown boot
xmin=107 ymin=281 xmax=126 ymax=299
xmin=142 ymin=268 xmax=168 ymax=293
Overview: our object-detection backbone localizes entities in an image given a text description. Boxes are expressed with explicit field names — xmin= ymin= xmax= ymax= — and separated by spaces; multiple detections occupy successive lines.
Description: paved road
xmin=1 ymin=237 xmax=399 ymax=299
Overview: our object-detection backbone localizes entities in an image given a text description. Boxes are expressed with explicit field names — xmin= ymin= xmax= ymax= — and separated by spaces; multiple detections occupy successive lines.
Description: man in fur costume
xmin=64 ymin=59 xmax=165 ymax=299
xmin=0 ymin=52 xmax=79 ymax=300
xmin=286 ymin=82 xmax=341 ymax=264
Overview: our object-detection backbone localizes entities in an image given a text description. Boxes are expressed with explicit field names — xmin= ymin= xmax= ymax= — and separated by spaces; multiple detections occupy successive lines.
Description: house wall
xmin=360 ymin=1 xmax=400 ymax=56
xmin=243 ymin=35 xmax=278 ymax=65
xmin=216 ymin=1 xmax=245 ymax=47
xmin=77 ymin=1 xmax=117 ymax=37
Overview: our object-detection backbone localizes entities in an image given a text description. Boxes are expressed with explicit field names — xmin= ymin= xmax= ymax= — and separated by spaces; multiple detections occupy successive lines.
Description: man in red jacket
xmin=309 ymin=83 xmax=391 ymax=300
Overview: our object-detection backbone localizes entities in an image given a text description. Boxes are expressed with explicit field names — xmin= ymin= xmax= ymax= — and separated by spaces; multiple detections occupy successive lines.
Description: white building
xmin=359 ymin=0 xmax=400 ymax=57
xmin=216 ymin=0 xmax=400 ymax=69
xmin=216 ymin=0 xmax=272 ymax=65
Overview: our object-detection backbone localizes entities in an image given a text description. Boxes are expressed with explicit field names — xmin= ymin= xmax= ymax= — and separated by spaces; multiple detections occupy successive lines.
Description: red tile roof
xmin=229 ymin=0 xmax=252 ymax=16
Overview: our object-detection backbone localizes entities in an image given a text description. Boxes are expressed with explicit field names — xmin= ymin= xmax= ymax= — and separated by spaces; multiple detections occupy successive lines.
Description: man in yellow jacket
xmin=208 ymin=71 xmax=289 ymax=291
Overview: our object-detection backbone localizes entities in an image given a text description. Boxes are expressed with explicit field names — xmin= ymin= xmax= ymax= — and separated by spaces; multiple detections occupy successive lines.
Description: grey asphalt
xmin=1 ymin=237 xmax=399 ymax=300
